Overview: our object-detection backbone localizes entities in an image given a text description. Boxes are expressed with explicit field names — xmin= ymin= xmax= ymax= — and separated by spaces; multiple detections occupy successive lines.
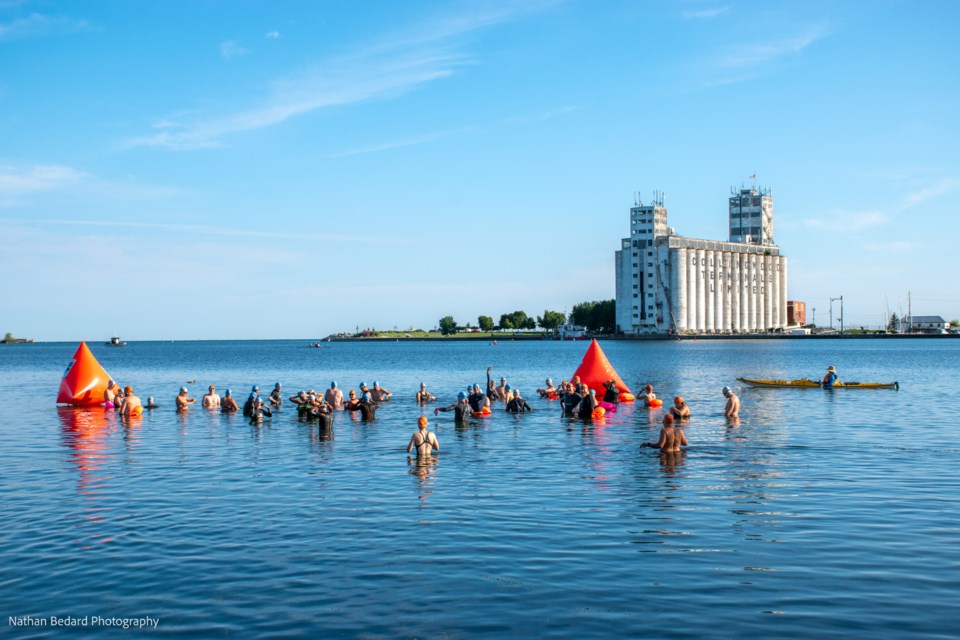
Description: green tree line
xmin=437 ymin=300 xmax=616 ymax=335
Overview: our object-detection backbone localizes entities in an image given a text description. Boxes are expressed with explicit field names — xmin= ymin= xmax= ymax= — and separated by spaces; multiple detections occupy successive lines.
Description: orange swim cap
xmin=418 ymin=416 xmax=428 ymax=427
xmin=124 ymin=386 xmax=133 ymax=394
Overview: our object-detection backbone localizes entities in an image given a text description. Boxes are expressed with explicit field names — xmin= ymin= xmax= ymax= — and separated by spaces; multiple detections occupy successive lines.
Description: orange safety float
xmin=646 ymin=398 xmax=663 ymax=408
xmin=591 ymin=406 xmax=606 ymax=419
xmin=473 ymin=406 xmax=492 ymax=417
xmin=57 ymin=342 xmax=115 ymax=407
xmin=570 ymin=339 xmax=632 ymax=400
xmin=619 ymin=392 xmax=635 ymax=403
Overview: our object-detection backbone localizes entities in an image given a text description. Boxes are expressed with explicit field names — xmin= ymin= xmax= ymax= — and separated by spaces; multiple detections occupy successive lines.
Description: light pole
xmin=830 ymin=296 xmax=844 ymax=335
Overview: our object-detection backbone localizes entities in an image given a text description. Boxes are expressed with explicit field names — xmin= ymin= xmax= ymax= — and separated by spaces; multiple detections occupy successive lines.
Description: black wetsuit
xmin=467 ymin=392 xmax=486 ymax=412
xmin=242 ymin=396 xmax=256 ymax=417
xmin=250 ymin=405 xmax=272 ymax=424
xmin=562 ymin=392 xmax=582 ymax=415
xmin=437 ymin=402 xmax=471 ymax=423
xmin=603 ymin=385 xmax=619 ymax=403
xmin=579 ymin=394 xmax=597 ymax=419
xmin=506 ymin=398 xmax=533 ymax=413
xmin=269 ymin=390 xmax=283 ymax=409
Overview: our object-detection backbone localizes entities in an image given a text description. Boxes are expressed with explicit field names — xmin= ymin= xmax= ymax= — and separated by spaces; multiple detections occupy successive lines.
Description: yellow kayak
xmin=736 ymin=377 xmax=899 ymax=390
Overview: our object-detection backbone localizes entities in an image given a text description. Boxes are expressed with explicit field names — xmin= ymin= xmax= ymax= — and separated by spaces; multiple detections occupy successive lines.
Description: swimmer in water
xmin=406 ymin=416 xmax=439 ymax=456
xmin=416 ymin=383 xmax=436 ymax=404
xmin=370 ymin=381 xmax=392 ymax=402
xmin=121 ymin=386 xmax=142 ymax=417
xmin=434 ymin=391 xmax=471 ymax=423
xmin=176 ymin=387 xmax=196 ymax=412
xmin=221 ymin=389 xmax=239 ymax=413
xmin=670 ymin=396 xmax=690 ymax=420
xmin=537 ymin=378 xmax=557 ymax=398
xmin=145 ymin=397 xmax=160 ymax=410
xmin=103 ymin=380 xmax=118 ymax=407
xmin=202 ymin=385 xmax=221 ymax=409
xmin=640 ymin=414 xmax=687 ymax=452
xmin=640 ymin=384 xmax=657 ymax=406
xmin=506 ymin=389 xmax=533 ymax=413
xmin=269 ymin=383 xmax=283 ymax=409
xmin=324 ymin=381 xmax=344 ymax=410
xmin=722 ymin=386 xmax=740 ymax=418
xmin=602 ymin=379 xmax=620 ymax=403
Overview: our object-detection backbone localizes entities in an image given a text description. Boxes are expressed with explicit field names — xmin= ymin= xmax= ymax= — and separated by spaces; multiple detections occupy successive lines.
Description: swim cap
xmin=147 ymin=396 xmax=155 ymax=404
xmin=458 ymin=391 xmax=467 ymax=399
xmin=275 ymin=382 xmax=281 ymax=388
xmin=474 ymin=384 xmax=481 ymax=392
xmin=359 ymin=381 xmax=366 ymax=388
xmin=373 ymin=381 xmax=379 ymax=386
xmin=362 ymin=392 xmax=371 ymax=401
xmin=125 ymin=386 xmax=133 ymax=394
xmin=252 ymin=385 xmax=259 ymax=392
xmin=331 ymin=381 xmax=337 ymax=388
xmin=225 ymin=389 xmax=231 ymax=396
xmin=505 ymin=384 xmax=511 ymax=391
xmin=418 ymin=416 xmax=428 ymax=427
xmin=299 ymin=390 xmax=305 ymax=395
xmin=546 ymin=378 xmax=553 ymax=384
xmin=722 ymin=386 xmax=731 ymax=394
xmin=180 ymin=387 xmax=188 ymax=393
xmin=515 ymin=389 xmax=521 ymax=396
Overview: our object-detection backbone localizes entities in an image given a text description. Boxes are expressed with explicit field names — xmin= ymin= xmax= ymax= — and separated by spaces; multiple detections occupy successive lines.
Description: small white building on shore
xmin=615 ymin=187 xmax=789 ymax=335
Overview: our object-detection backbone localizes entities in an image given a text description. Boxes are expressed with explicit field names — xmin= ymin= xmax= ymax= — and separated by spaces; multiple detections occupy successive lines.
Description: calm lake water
xmin=1 ymin=339 xmax=958 ymax=638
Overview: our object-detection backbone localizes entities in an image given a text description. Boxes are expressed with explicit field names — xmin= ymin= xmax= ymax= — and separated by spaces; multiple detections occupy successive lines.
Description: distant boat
xmin=105 ymin=336 xmax=126 ymax=347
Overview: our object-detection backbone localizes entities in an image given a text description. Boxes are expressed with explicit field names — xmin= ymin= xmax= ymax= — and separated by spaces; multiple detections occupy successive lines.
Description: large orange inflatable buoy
xmin=57 ymin=342 xmax=114 ymax=407
xmin=571 ymin=339 xmax=632 ymax=400
xmin=619 ymin=393 xmax=635 ymax=403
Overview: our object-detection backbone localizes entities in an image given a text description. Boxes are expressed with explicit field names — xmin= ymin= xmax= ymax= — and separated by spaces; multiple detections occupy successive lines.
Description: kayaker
xmin=722 ymin=386 xmax=739 ymax=418
xmin=822 ymin=365 xmax=839 ymax=388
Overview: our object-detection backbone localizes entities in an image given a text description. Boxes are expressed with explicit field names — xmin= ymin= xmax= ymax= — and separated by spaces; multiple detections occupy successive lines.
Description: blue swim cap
xmin=362 ymin=392 xmax=372 ymax=401
xmin=467 ymin=385 xmax=473 ymax=392
xmin=373 ymin=380 xmax=379 ymax=386
xmin=458 ymin=391 xmax=467 ymax=399
xmin=275 ymin=382 xmax=281 ymax=388
xmin=505 ymin=384 xmax=512 ymax=391
xmin=225 ymin=389 xmax=231 ymax=396
xmin=359 ymin=381 xmax=366 ymax=388
xmin=331 ymin=381 xmax=337 ymax=388
xmin=252 ymin=385 xmax=259 ymax=392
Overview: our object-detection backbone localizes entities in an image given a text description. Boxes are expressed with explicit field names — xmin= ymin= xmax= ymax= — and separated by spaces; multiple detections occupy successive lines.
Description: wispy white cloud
xmin=900 ymin=178 xmax=960 ymax=210
xmin=803 ymin=211 xmax=888 ymax=232
xmin=505 ymin=105 xmax=582 ymax=125
xmin=126 ymin=5 xmax=546 ymax=150
xmin=0 ymin=12 xmax=91 ymax=40
xmin=681 ymin=7 xmax=729 ymax=20
xmin=0 ymin=164 xmax=87 ymax=194
xmin=714 ymin=27 xmax=828 ymax=70
xmin=220 ymin=40 xmax=248 ymax=60
xmin=327 ymin=128 xmax=471 ymax=158
xmin=4 ymin=217 xmax=414 ymax=245
xmin=693 ymin=25 xmax=830 ymax=88
xmin=265 ymin=30 xmax=280 ymax=39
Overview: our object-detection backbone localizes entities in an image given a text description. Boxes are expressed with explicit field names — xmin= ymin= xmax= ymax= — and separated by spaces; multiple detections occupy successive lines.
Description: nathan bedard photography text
xmin=9 ymin=615 xmax=160 ymax=630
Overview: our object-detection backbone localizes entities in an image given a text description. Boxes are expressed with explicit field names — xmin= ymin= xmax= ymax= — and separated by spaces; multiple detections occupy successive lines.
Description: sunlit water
xmin=1 ymin=339 xmax=958 ymax=638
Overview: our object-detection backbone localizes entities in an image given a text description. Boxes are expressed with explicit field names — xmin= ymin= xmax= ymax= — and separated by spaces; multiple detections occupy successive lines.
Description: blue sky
xmin=2 ymin=0 xmax=958 ymax=340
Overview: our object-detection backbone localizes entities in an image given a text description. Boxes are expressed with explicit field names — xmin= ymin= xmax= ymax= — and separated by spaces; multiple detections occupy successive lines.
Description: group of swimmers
xmin=101 ymin=364 xmax=748 ymax=457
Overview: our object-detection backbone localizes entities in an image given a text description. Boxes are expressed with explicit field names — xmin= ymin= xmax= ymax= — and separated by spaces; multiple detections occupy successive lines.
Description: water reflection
xmin=407 ymin=455 xmax=439 ymax=506
xmin=659 ymin=450 xmax=687 ymax=475
xmin=56 ymin=407 xmax=117 ymax=549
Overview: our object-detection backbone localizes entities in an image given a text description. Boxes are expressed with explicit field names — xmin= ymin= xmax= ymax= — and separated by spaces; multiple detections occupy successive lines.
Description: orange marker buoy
xmin=571 ymin=339 xmax=632 ymax=400
xmin=618 ymin=392 xmax=635 ymax=403
xmin=591 ymin=407 xmax=606 ymax=419
xmin=646 ymin=398 xmax=663 ymax=408
xmin=57 ymin=342 xmax=115 ymax=407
